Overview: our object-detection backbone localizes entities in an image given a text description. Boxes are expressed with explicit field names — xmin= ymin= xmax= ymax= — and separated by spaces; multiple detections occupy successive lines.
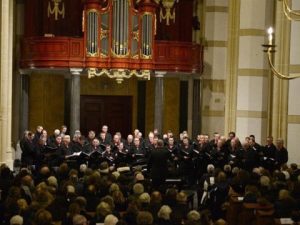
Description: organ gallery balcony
xmin=20 ymin=36 xmax=203 ymax=75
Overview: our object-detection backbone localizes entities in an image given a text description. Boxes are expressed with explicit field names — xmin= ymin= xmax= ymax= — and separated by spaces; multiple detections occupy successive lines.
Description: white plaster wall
xmin=202 ymin=116 xmax=225 ymax=136
xmin=240 ymin=0 xmax=266 ymax=29
xmin=292 ymin=0 xmax=300 ymax=9
xmin=290 ymin=21 xmax=300 ymax=65
xmin=287 ymin=124 xmax=300 ymax=164
xmin=236 ymin=117 xmax=267 ymax=144
xmin=203 ymin=47 xmax=227 ymax=79
xmin=236 ymin=76 xmax=268 ymax=111
xmin=205 ymin=12 xmax=228 ymax=41
xmin=238 ymin=36 xmax=266 ymax=69
xmin=288 ymin=78 xmax=300 ymax=115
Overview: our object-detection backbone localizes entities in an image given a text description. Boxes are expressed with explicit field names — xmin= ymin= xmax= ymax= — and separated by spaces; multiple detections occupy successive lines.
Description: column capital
xmin=154 ymin=71 xmax=167 ymax=78
xmin=70 ymin=68 xmax=83 ymax=75
xmin=18 ymin=69 xmax=31 ymax=75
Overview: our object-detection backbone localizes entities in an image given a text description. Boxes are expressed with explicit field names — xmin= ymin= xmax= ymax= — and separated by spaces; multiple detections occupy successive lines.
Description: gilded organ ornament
xmin=47 ymin=0 xmax=65 ymax=20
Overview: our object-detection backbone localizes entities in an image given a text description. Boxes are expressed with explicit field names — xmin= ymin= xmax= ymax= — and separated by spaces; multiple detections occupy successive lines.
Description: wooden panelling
xmin=154 ymin=41 xmax=203 ymax=73
xmin=163 ymin=78 xmax=180 ymax=135
xmin=28 ymin=73 xmax=65 ymax=133
xmin=80 ymin=95 xmax=132 ymax=137
xmin=155 ymin=0 xmax=193 ymax=42
xmin=80 ymin=76 xmax=138 ymax=132
xmin=20 ymin=37 xmax=84 ymax=68
xmin=24 ymin=0 xmax=83 ymax=37
xmin=20 ymin=37 xmax=204 ymax=74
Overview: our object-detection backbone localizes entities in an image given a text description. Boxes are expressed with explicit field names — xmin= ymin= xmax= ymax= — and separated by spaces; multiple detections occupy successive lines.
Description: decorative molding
xmin=236 ymin=110 xmax=267 ymax=118
xmin=290 ymin=65 xmax=300 ymax=73
xmin=238 ymin=68 xmax=269 ymax=77
xmin=154 ymin=71 xmax=166 ymax=78
xmin=288 ymin=115 xmax=300 ymax=124
xmin=205 ymin=6 xmax=228 ymax=13
xmin=70 ymin=68 xmax=83 ymax=76
xmin=202 ymin=109 xmax=225 ymax=117
xmin=206 ymin=40 xmax=227 ymax=47
xmin=239 ymin=29 xmax=265 ymax=36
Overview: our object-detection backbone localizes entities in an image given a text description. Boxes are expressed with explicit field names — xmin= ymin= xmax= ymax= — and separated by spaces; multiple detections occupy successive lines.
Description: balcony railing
xmin=20 ymin=36 xmax=203 ymax=74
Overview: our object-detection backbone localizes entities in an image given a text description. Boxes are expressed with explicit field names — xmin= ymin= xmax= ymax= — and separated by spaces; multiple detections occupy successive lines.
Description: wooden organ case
xmin=84 ymin=0 xmax=156 ymax=83
xmin=20 ymin=0 xmax=203 ymax=79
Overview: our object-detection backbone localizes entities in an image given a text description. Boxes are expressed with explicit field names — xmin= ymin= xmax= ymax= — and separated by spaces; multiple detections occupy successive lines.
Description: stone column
xmin=69 ymin=68 xmax=82 ymax=136
xmin=19 ymin=73 xmax=29 ymax=136
xmin=192 ymin=78 xmax=201 ymax=138
xmin=187 ymin=77 xmax=194 ymax=136
xmin=154 ymin=71 xmax=165 ymax=134
xmin=0 ymin=0 xmax=14 ymax=168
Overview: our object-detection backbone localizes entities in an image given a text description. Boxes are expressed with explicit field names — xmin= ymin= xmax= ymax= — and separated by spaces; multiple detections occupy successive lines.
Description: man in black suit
xmin=275 ymin=138 xmax=288 ymax=168
xmin=21 ymin=131 xmax=36 ymax=166
xmin=262 ymin=136 xmax=277 ymax=171
xmin=101 ymin=125 xmax=112 ymax=143
xmin=148 ymin=139 xmax=169 ymax=189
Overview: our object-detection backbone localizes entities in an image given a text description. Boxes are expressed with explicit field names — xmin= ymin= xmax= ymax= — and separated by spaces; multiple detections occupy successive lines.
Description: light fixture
xmin=281 ymin=0 xmax=300 ymax=21
xmin=88 ymin=68 xmax=151 ymax=84
xmin=262 ymin=27 xmax=300 ymax=79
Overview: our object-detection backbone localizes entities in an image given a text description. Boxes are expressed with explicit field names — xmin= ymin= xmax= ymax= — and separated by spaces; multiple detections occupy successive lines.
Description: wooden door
xmin=80 ymin=95 xmax=132 ymax=137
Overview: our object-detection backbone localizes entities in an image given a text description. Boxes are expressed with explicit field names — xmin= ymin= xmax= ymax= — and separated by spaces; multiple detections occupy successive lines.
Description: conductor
xmin=148 ymin=139 xmax=169 ymax=189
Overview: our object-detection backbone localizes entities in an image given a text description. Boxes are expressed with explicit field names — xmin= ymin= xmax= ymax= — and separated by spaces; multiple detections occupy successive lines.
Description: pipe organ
xmin=84 ymin=0 xmax=157 ymax=83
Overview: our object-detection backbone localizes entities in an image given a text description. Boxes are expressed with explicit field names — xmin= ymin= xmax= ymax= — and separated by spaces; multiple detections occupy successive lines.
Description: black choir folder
xmin=65 ymin=150 xmax=103 ymax=159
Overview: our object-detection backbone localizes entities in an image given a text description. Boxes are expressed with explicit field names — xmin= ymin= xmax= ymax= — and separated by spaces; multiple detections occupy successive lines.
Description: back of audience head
xmin=73 ymin=214 xmax=88 ymax=225
xmin=109 ymin=183 xmax=120 ymax=194
xmin=214 ymin=219 xmax=228 ymax=225
xmin=136 ymin=211 xmax=153 ymax=225
xmin=260 ymin=175 xmax=270 ymax=187
xmin=216 ymin=171 xmax=227 ymax=183
xmin=75 ymin=196 xmax=87 ymax=210
xmin=101 ymin=195 xmax=115 ymax=210
xmin=96 ymin=201 xmax=112 ymax=217
xmin=33 ymin=209 xmax=53 ymax=225
xmin=279 ymin=189 xmax=291 ymax=200
xmin=139 ymin=192 xmax=151 ymax=205
xmin=176 ymin=191 xmax=187 ymax=203
xmin=187 ymin=210 xmax=201 ymax=222
xmin=157 ymin=205 xmax=172 ymax=220
xmin=10 ymin=215 xmax=23 ymax=225
xmin=150 ymin=191 xmax=162 ymax=204
xmin=104 ymin=214 xmax=119 ymax=225
xmin=133 ymin=183 xmax=144 ymax=195
xmin=68 ymin=202 xmax=81 ymax=217
xmin=207 ymin=164 xmax=215 ymax=174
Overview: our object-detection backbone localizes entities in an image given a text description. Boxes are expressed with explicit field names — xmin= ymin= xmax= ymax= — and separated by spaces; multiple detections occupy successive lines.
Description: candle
xmin=267 ymin=27 xmax=273 ymax=45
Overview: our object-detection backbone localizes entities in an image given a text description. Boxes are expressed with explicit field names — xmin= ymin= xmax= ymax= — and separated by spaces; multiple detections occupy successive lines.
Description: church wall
xmin=201 ymin=0 xmax=228 ymax=137
xmin=226 ymin=0 xmax=273 ymax=144
xmin=287 ymin=0 xmax=300 ymax=164
xmin=28 ymin=73 xmax=65 ymax=133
